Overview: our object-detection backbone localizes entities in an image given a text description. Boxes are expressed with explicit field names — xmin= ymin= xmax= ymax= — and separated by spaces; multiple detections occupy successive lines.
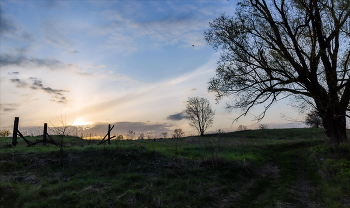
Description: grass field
xmin=1 ymin=128 xmax=350 ymax=207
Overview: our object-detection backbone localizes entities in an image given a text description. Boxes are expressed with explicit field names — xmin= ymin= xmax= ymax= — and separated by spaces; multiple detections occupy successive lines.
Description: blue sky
xmin=0 ymin=0 xmax=303 ymax=136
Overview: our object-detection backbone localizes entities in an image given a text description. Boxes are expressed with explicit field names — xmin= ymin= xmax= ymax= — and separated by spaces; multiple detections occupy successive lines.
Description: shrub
xmin=173 ymin=129 xmax=185 ymax=138
xmin=258 ymin=124 xmax=268 ymax=129
xmin=161 ymin=132 xmax=168 ymax=139
xmin=0 ymin=130 xmax=10 ymax=137
xmin=236 ymin=125 xmax=248 ymax=131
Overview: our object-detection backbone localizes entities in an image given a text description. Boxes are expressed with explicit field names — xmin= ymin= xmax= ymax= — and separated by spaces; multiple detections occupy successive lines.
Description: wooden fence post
xmin=12 ymin=117 xmax=19 ymax=146
xmin=108 ymin=124 xmax=111 ymax=145
xmin=98 ymin=124 xmax=115 ymax=145
xmin=43 ymin=123 xmax=47 ymax=145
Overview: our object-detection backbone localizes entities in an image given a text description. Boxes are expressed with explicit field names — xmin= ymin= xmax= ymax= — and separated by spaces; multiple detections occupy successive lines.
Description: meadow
xmin=1 ymin=128 xmax=350 ymax=208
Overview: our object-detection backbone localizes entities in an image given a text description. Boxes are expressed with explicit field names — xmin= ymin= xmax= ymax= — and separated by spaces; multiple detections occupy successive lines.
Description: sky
xmin=0 ymin=0 xmax=305 ymax=137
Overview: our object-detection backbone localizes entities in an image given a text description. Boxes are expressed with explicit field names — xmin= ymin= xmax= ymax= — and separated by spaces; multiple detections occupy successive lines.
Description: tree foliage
xmin=205 ymin=0 xmax=350 ymax=143
xmin=305 ymin=110 xmax=323 ymax=128
xmin=186 ymin=97 xmax=215 ymax=136
xmin=236 ymin=125 xmax=248 ymax=131
xmin=173 ymin=128 xmax=185 ymax=138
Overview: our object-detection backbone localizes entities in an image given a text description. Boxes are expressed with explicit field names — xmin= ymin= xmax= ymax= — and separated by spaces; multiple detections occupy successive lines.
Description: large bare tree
xmin=186 ymin=97 xmax=215 ymax=136
xmin=205 ymin=0 xmax=350 ymax=143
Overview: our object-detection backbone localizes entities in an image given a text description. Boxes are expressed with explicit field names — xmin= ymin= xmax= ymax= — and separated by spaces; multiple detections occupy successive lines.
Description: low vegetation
xmin=0 ymin=128 xmax=349 ymax=207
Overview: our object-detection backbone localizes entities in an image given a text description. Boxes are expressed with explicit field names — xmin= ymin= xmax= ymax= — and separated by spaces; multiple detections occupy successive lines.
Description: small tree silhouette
xmin=138 ymin=133 xmax=145 ymax=140
xmin=305 ymin=110 xmax=322 ymax=128
xmin=127 ymin=130 xmax=135 ymax=140
xmin=186 ymin=97 xmax=215 ymax=136
xmin=161 ymin=132 xmax=168 ymax=139
xmin=258 ymin=124 xmax=268 ymax=130
xmin=49 ymin=115 xmax=75 ymax=169
xmin=236 ymin=125 xmax=248 ymax=131
xmin=173 ymin=128 xmax=185 ymax=139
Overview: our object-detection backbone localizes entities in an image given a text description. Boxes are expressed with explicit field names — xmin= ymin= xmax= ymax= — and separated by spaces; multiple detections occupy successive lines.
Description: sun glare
xmin=73 ymin=118 xmax=92 ymax=126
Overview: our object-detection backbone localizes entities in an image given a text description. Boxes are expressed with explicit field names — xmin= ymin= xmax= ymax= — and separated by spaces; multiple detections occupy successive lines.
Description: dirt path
xmin=237 ymin=141 xmax=322 ymax=208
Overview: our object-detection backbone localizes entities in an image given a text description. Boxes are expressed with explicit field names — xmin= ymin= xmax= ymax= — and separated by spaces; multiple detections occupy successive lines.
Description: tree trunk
xmin=321 ymin=108 xmax=348 ymax=143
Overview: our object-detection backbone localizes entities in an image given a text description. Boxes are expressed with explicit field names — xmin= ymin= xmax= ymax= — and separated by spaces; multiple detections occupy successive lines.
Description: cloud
xmin=28 ymin=77 xmax=69 ymax=103
xmin=8 ymin=75 xmax=70 ymax=103
xmin=10 ymin=78 xmax=28 ymax=88
xmin=167 ymin=111 xmax=188 ymax=121
xmin=103 ymin=33 xmax=138 ymax=54
xmin=3 ymin=108 xmax=16 ymax=112
xmin=0 ymin=103 xmax=20 ymax=114
xmin=0 ymin=54 xmax=66 ymax=70
xmin=12 ymin=46 xmax=31 ymax=54
xmin=87 ymin=64 xmax=106 ymax=68
xmin=0 ymin=8 xmax=17 ymax=35
xmin=68 ymin=53 xmax=219 ymax=123
xmin=135 ymin=15 xmax=207 ymax=46
xmin=97 ymin=3 xmax=215 ymax=53
xmin=0 ymin=8 xmax=34 ymax=42
xmin=40 ymin=20 xmax=72 ymax=48
xmin=8 ymin=72 xmax=19 ymax=75
xmin=75 ymin=72 xmax=93 ymax=76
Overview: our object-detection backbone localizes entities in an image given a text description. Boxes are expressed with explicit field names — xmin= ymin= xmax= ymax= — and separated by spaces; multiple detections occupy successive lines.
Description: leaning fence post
xmin=97 ymin=124 xmax=115 ymax=145
xmin=43 ymin=123 xmax=48 ymax=145
xmin=12 ymin=117 xmax=19 ymax=146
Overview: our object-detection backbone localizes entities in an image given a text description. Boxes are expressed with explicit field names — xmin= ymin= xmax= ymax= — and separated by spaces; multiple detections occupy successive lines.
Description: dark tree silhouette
xmin=173 ymin=128 xmax=185 ymax=138
xmin=305 ymin=110 xmax=323 ymax=128
xmin=186 ymin=97 xmax=215 ymax=136
xmin=205 ymin=0 xmax=350 ymax=143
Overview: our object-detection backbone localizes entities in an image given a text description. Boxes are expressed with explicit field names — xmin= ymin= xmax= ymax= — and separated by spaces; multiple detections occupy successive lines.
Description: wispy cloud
xmin=40 ymin=20 xmax=73 ymax=49
xmin=134 ymin=15 xmax=208 ymax=47
xmin=0 ymin=8 xmax=17 ymax=36
xmin=167 ymin=111 xmax=188 ymax=121
xmin=0 ymin=54 xmax=65 ymax=69
xmin=8 ymin=72 xmax=19 ymax=75
xmin=96 ymin=2 xmax=226 ymax=52
xmin=66 ymin=53 xmax=219 ymax=124
xmin=7 ymin=74 xmax=70 ymax=104
xmin=0 ymin=103 xmax=20 ymax=114
xmin=10 ymin=78 xmax=28 ymax=88
xmin=0 ymin=7 xmax=34 ymax=42
xmin=3 ymin=108 xmax=16 ymax=112
xmin=87 ymin=64 xmax=106 ymax=68
xmin=29 ymin=77 xmax=69 ymax=103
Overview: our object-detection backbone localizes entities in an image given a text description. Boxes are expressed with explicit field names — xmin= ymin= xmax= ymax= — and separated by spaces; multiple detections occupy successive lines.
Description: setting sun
xmin=73 ymin=118 xmax=92 ymax=126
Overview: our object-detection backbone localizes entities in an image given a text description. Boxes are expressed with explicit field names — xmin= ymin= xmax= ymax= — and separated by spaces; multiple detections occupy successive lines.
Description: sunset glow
xmin=72 ymin=118 xmax=93 ymax=127
xmin=0 ymin=0 xmax=304 ymax=136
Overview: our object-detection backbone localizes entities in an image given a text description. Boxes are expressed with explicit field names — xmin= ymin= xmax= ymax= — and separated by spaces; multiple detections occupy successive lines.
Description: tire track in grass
xmin=237 ymin=141 xmax=322 ymax=208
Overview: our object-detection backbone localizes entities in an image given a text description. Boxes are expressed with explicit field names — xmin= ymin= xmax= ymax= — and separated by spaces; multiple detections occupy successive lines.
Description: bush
xmin=236 ymin=125 xmax=248 ymax=131
xmin=258 ymin=124 xmax=268 ymax=129
xmin=0 ymin=130 xmax=10 ymax=137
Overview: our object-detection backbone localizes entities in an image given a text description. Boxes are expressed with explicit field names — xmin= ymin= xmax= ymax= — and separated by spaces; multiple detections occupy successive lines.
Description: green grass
xmin=0 ymin=128 xmax=349 ymax=207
